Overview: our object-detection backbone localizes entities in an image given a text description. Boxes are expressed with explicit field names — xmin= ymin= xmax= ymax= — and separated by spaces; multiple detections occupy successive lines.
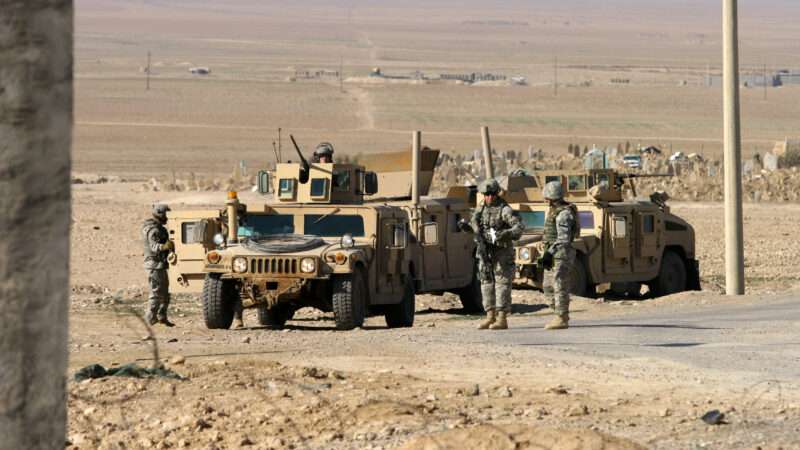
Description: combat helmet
xmin=152 ymin=203 xmax=171 ymax=222
xmin=478 ymin=179 xmax=501 ymax=195
xmin=542 ymin=180 xmax=564 ymax=201
xmin=313 ymin=142 xmax=335 ymax=160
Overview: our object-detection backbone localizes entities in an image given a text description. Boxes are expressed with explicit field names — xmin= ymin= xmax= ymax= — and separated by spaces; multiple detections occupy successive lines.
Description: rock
xmin=547 ymin=385 xmax=569 ymax=395
xmin=425 ymin=394 xmax=438 ymax=402
xmin=466 ymin=384 xmax=480 ymax=396
xmin=166 ymin=338 xmax=178 ymax=343
xmin=240 ymin=436 xmax=254 ymax=446
xmin=170 ymin=355 xmax=186 ymax=365
xmin=177 ymin=439 xmax=190 ymax=448
xmin=660 ymin=408 xmax=673 ymax=417
xmin=264 ymin=436 xmax=284 ymax=448
xmin=82 ymin=406 xmax=97 ymax=416
xmin=241 ymin=336 xmax=251 ymax=344
xmin=496 ymin=386 xmax=513 ymax=398
xmin=567 ymin=404 xmax=590 ymax=417
xmin=302 ymin=366 xmax=327 ymax=379
xmin=700 ymin=409 xmax=725 ymax=425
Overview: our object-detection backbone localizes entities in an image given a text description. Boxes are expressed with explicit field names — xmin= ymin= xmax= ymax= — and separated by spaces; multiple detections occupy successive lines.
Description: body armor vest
xmin=543 ymin=203 xmax=579 ymax=245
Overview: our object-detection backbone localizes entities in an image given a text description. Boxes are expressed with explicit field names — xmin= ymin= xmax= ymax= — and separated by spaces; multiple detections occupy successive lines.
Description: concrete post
xmin=481 ymin=126 xmax=494 ymax=179
xmin=411 ymin=131 xmax=421 ymax=206
xmin=0 ymin=1 xmax=73 ymax=448
xmin=723 ymin=0 xmax=745 ymax=294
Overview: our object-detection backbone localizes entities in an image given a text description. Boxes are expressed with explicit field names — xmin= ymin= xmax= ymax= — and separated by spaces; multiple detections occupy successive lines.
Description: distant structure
xmin=295 ymin=68 xmax=339 ymax=79
xmin=439 ymin=72 xmax=507 ymax=83
xmin=705 ymin=72 xmax=780 ymax=88
xmin=189 ymin=67 xmax=211 ymax=75
xmin=776 ymin=70 xmax=800 ymax=85
xmin=369 ymin=67 xmax=425 ymax=80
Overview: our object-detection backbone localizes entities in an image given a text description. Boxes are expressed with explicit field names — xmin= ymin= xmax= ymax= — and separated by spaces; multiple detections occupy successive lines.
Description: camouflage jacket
xmin=544 ymin=202 xmax=578 ymax=259
xmin=470 ymin=197 xmax=524 ymax=250
xmin=142 ymin=218 xmax=169 ymax=270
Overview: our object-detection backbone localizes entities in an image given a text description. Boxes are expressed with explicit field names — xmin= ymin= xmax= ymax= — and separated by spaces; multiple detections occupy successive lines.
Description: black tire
xmin=569 ymin=257 xmax=590 ymax=297
xmin=257 ymin=304 xmax=293 ymax=329
xmin=332 ymin=270 xmax=367 ymax=330
xmin=202 ymin=274 xmax=236 ymax=329
xmin=456 ymin=265 xmax=484 ymax=314
xmin=385 ymin=276 xmax=415 ymax=328
xmin=651 ymin=250 xmax=687 ymax=297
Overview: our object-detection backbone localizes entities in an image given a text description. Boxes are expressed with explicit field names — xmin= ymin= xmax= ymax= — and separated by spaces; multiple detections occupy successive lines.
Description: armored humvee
xmin=167 ymin=148 xmax=481 ymax=330
xmin=500 ymin=169 xmax=700 ymax=297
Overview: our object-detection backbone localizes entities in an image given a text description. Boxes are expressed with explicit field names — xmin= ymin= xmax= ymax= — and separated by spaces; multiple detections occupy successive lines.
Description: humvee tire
xmin=332 ymin=270 xmax=367 ymax=330
xmin=385 ymin=276 xmax=415 ymax=328
xmin=651 ymin=250 xmax=687 ymax=296
xmin=257 ymin=304 xmax=293 ymax=330
xmin=456 ymin=266 xmax=484 ymax=313
xmin=202 ymin=274 xmax=236 ymax=329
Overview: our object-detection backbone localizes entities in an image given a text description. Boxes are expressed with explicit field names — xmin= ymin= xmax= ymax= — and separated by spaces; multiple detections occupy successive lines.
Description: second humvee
xmin=167 ymin=147 xmax=482 ymax=330
xmin=500 ymin=169 xmax=700 ymax=297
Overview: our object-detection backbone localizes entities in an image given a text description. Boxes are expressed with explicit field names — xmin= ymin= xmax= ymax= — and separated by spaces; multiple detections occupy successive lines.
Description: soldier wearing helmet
xmin=141 ymin=203 xmax=175 ymax=326
xmin=540 ymin=180 xmax=580 ymax=330
xmin=312 ymin=142 xmax=335 ymax=163
xmin=468 ymin=179 xmax=524 ymax=330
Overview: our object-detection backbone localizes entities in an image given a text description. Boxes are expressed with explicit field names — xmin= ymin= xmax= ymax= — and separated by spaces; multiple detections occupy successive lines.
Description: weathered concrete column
xmin=481 ymin=126 xmax=494 ymax=179
xmin=0 ymin=1 xmax=73 ymax=448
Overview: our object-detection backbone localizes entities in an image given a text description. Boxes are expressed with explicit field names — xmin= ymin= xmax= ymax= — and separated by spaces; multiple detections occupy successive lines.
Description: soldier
xmin=312 ymin=142 xmax=335 ymax=163
xmin=470 ymin=179 xmax=524 ymax=330
xmin=142 ymin=204 xmax=175 ymax=326
xmin=540 ymin=181 xmax=580 ymax=330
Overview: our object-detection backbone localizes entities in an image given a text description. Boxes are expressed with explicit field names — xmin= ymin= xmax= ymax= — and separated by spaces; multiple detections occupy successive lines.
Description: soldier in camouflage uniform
xmin=470 ymin=179 xmax=524 ymax=330
xmin=142 ymin=204 xmax=175 ymax=326
xmin=540 ymin=181 xmax=580 ymax=330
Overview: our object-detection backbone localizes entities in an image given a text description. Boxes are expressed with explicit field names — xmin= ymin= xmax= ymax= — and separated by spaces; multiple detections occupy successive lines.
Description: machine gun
xmin=457 ymin=218 xmax=494 ymax=282
xmin=289 ymin=134 xmax=310 ymax=184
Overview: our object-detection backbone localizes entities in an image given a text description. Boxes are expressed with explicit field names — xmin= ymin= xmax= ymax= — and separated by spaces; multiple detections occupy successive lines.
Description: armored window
xmin=643 ymin=215 xmax=655 ymax=233
xmin=519 ymin=211 xmax=546 ymax=230
xmin=304 ymin=214 xmax=365 ymax=237
xmin=310 ymin=178 xmax=329 ymax=198
xmin=181 ymin=222 xmax=200 ymax=244
xmin=567 ymin=175 xmax=586 ymax=191
xmin=595 ymin=174 xmax=610 ymax=187
xmin=239 ymin=214 xmax=294 ymax=237
xmin=279 ymin=179 xmax=296 ymax=200
xmin=545 ymin=175 xmax=560 ymax=185
xmin=578 ymin=211 xmax=594 ymax=229
xmin=613 ymin=217 xmax=627 ymax=238
xmin=333 ymin=170 xmax=350 ymax=193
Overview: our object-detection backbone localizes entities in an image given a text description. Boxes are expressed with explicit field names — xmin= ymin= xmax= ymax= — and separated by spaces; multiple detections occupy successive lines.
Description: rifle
xmin=289 ymin=134 xmax=310 ymax=184
xmin=458 ymin=215 xmax=494 ymax=283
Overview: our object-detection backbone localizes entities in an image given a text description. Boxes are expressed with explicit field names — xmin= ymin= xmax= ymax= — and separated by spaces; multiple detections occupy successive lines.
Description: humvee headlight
xmin=335 ymin=252 xmax=348 ymax=265
xmin=206 ymin=251 xmax=221 ymax=264
xmin=520 ymin=248 xmax=531 ymax=261
xmin=300 ymin=257 xmax=316 ymax=273
xmin=213 ymin=233 xmax=225 ymax=247
xmin=232 ymin=257 xmax=248 ymax=273
xmin=341 ymin=233 xmax=355 ymax=249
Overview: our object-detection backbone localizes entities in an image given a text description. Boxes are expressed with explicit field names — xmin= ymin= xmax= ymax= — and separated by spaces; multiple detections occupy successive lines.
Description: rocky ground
xmin=66 ymin=184 xmax=800 ymax=449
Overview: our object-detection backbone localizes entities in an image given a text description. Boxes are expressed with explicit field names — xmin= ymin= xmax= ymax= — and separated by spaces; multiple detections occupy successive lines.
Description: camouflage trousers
xmin=542 ymin=256 xmax=573 ymax=316
xmin=479 ymin=247 xmax=515 ymax=313
xmin=146 ymin=269 xmax=170 ymax=323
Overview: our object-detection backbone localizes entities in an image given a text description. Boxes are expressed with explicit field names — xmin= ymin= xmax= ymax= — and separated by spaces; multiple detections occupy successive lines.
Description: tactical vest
xmin=478 ymin=199 xmax=514 ymax=249
xmin=543 ymin=203 xmax=579 ymax=245
xmin=142 ymin=218 xmax=169 ymax=269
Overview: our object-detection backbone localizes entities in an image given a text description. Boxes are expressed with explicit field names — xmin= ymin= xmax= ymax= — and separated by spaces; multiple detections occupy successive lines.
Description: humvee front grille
xmin=250 ymin=257 xmax=298 ymax=275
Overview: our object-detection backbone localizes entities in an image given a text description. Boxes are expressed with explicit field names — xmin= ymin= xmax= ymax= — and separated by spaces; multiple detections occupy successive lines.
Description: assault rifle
xmin=457 ymin=218 xmax=494 ymax=282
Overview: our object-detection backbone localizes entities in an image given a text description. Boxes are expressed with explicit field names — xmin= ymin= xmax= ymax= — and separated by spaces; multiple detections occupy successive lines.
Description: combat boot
xmin=158 ymin=317 xmax=176 ymax=327
xmin=489 ymin=311 xmax=508 ymax=330
xmin=478 ymin=310 xmax=496 ymax=330
xmin=232 ymin=318 xmax=244 ymax=329
xmin=544 ymin=314 xmax=569 ymax=330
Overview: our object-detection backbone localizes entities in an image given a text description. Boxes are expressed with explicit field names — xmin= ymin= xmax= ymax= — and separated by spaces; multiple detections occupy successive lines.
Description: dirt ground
xmin=67 ymin=185 xmax=800 ymax=450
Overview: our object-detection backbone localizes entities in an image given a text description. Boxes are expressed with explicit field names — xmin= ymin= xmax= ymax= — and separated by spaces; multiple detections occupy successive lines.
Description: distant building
xmin=705 ymin=73 xmax=780 ymax=88
xmin=189 ymin=67 xmax=210 ymax=75
xmin=776 ymin=70 xmax=800 ymax=85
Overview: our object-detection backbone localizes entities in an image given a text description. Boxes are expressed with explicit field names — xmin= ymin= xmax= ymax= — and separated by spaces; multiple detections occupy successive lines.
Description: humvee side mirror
xmin=422 ymin=222 xmax=438 ymax=245
xmin=257 ymin=170 xmax=272 ymax=194
xmin=364 ymin=171 xmax=378 ymax=196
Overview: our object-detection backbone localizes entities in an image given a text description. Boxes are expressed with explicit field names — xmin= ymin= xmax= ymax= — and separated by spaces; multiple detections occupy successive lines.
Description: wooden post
xmin=481 ymin=126 xmax=494 ymax=179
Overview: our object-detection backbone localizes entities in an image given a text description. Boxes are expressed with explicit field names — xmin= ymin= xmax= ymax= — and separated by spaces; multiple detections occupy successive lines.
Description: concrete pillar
xmin=481 ymin=126 xmax=494 ymax=179
xmin=0 ymin=1 xmax=73 ymax=448
xmin=722 ymin=0 xmax=745 ymax=295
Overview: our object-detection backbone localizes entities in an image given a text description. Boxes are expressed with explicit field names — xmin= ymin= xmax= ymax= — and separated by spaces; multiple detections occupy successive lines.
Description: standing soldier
xmin=470 ymin=179 xmax=524 ymax=330
xmin=142 ymin=204 xmax=175 ymax=327
xmin=540 ymin=181 xmax=580 ymax=330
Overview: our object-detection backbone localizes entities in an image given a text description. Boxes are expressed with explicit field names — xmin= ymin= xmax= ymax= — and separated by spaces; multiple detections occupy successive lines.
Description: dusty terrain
xmin=66 ymin=1 xmax=800 ymax=449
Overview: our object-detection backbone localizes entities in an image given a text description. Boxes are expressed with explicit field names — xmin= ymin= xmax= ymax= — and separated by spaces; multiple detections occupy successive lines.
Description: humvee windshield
xmin=239 ymin=214 xmax=295 ymax=237
xmin=305 ymin=214 xmax=365 ymax=237
xmin=519 ymin=211 xmax=594 ymax=231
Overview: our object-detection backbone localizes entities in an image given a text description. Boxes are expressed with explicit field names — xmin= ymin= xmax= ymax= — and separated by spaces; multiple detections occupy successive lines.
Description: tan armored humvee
xmin=167 ymin=148 xmax=481 ymax=330
xmin=502 ymin=169 xmax=700 ymax=297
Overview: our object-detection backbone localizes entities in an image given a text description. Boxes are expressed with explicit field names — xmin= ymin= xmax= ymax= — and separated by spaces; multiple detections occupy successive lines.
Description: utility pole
xmin=723 ymin=0 xmax=745 ymax=295
xmin=553 ymin=55 xmax=558 ymax=97
xmin=0 ymin=2 xmax=72 ymax=447
xmin=146 ymin=50 xmax=151 ymax=91
xmin=481 ymin=126 xmax=494 ymax=179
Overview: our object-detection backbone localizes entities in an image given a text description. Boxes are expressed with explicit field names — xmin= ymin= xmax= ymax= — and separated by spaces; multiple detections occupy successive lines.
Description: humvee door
xmin=166 ymin=210 xmax=222 ymax=293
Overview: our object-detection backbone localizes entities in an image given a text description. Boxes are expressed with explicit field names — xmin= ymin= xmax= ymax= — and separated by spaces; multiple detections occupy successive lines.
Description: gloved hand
xmin=495 ymin=229 xmax=511 ymax=243
xmin=540 ymin=251 xmax=554 ymax=270
xmin=160 ymin=241 xmax=175 ymax=252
